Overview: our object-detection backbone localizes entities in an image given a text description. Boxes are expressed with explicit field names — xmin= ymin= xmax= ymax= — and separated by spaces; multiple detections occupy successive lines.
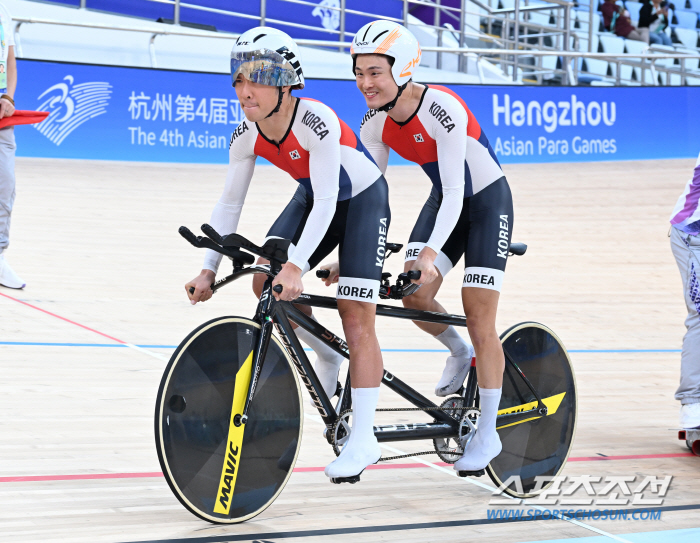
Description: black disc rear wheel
xmin=487 ymin=322 xmax=577 ymax=498
xmin=155 ymin=316 xmax=302 ymax=524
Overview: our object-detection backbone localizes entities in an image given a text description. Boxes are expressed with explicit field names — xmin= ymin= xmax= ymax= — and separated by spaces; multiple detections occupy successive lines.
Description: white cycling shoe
xmin=454 ymin=427 xmax=502 ymax=473
xmin=325 ymin=387 xmax=381 ymax=483
xmin=680 ymin=403 xmax=700 ymax=429
xmin=435 ymin=348 xmax=475 ymax=397
xmin=325 ymin=440 xmax=381 ymax=483
xmin=0 ymin=254 xmax=25 ymax=289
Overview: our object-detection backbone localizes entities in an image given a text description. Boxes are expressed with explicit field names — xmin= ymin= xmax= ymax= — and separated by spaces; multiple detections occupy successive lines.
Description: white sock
xmin=295 ymin=323 xmax=344 ymax=399
xmin=455 ymin=387 xmax=503 ymax=472
xmin=435 ymin=326 xmax=473 ymax=358
xmin=325 ymin=387 xmax=382 ymax=478
xmin=434 ymin=327 xmax=474 ymax=396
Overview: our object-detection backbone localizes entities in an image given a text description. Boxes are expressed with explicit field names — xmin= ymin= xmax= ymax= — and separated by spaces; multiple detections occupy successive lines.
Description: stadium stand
xmin=13 ymin=0 xmax=700 ymax=85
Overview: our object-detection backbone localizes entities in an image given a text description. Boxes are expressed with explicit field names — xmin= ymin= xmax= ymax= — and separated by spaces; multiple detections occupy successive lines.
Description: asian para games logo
xmin=34 ymin=76 xmax=112 ymax=145
xmin=312 ymin=0 xmax=340 ymax=30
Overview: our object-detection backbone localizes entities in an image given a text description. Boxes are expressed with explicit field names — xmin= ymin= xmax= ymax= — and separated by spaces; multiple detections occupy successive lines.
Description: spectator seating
xmin=599 ymin=32 xmax=632 ymax=79
xmin=624 ymin=38 xmax=655 ymax=83
xmin=672 ymin=9 xmax=700 ymax=28
xmin=574 ymin=9 xmax=603 ymax=33
xmin=527 ymin=9 xmax=555 ymax=28
xmin=674 ymin=26 xmax=700 ymax=46
xmin=625 ymin=1 xmax=644 ymax=25
xmin=36 ymin=0 xmax=700 ymax=85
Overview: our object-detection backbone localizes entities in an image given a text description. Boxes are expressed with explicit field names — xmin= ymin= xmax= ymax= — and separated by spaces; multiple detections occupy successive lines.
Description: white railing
xmin=15 ymin=4 xmax=700 ymax=86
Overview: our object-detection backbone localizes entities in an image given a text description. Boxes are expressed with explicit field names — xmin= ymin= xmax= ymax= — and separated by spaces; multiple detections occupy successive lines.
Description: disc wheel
xmin=486 ymin=322 xmax=577 ymax=498
xmin=155 ymin=317 xmax=302 ymax=524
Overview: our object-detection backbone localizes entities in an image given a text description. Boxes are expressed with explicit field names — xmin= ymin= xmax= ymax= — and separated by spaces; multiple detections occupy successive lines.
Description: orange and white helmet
xmin=351 ymin=20 xmax=421 ymax=86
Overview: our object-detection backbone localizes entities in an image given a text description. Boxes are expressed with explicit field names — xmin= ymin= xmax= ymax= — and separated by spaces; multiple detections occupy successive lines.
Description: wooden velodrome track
xmin=1 ymin=157 xmax=699 ymax=543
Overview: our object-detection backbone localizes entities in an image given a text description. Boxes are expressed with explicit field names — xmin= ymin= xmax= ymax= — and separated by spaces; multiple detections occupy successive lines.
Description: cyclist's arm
xmin=424 ymin=98 xmax=467 ymax=254
xmin=286 ymin=110 xmax=341 ymax=271
xmin=203 ymin=123 xmax=256 ymax=273
xmin=360 ymin=111 xmax=390 ymax=175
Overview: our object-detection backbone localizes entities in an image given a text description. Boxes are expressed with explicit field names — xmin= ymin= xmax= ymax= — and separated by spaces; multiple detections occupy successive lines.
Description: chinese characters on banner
xmin=127 ymin=92 xmax=245 ymax=149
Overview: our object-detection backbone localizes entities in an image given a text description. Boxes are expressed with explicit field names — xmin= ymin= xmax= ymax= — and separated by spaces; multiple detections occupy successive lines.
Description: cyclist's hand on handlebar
xmin=272 ymin=262 xmax=303 ymax=301
xmin=410 ymin=247 xmax=439 ymax=286
xmin=319 ymin=260 xmax=340 ymax=286
xmin=186 ymin=270 xmax=215 ymax=305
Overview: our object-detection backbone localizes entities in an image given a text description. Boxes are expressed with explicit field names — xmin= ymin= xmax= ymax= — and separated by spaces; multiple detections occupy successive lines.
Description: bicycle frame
xmin=231 ymin=265 xmax=548 ymax=445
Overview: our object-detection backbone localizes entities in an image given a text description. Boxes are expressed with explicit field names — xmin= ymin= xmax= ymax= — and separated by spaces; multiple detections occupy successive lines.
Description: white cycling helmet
xmin=351 ymin=20 xmax=421 ymax=87
xmin=231 ymin=26 xmax=305 ymax=89
xmin=231 ymin=27 xmax=304 ymax=118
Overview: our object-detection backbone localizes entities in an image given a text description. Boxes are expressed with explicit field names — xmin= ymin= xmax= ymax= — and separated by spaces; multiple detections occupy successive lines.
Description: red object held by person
xmin=0 ymin=110 xmax=50 ymax=129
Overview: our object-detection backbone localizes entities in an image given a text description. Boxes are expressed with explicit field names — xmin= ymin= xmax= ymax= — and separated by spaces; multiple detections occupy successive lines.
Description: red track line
xmin=0 ymin=472 xmax=164 ymax=483
xmin=0 ymin=292 xmax=126 ymax=344
xmin=1 ymin=453 xmax=695 ymax=483
xmin=567 ymin=452 xmax=695 ymax=462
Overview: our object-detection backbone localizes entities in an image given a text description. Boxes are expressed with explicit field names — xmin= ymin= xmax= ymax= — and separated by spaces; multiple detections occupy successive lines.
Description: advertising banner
xmin=16 ymin=59 xmax=700 ymax=165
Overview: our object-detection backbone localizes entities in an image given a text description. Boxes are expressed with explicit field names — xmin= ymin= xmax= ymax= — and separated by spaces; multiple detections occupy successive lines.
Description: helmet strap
xmin=377 ymin=81 xmax=409 ymax=113
xmin=265 ymin=87 xmax=285 ymax=119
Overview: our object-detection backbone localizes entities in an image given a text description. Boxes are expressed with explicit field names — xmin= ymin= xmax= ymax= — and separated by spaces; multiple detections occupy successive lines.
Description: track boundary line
xmin=0 ymin=340 xmax=683 ymax=354
xmin=1 ymin=452 xmax=694 ymax=484
xmin=116 ymin=505 xmax=700 ymax=543
xmin=0 ymin=293 xmax=167 ymax=361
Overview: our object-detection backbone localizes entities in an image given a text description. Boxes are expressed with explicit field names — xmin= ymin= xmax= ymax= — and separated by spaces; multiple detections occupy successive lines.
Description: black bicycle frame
xmin=233 ymin=269 xmax=547 ymax=444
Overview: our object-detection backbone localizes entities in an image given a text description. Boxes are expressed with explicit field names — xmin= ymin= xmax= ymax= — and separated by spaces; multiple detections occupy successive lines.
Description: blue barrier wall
xmin=16 ymin=59 xmax=700 ymax=165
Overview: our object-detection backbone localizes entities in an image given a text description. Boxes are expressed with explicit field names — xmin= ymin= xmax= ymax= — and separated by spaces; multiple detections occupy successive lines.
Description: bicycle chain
xmin=331 ymin=404 xmax=480 ymax=462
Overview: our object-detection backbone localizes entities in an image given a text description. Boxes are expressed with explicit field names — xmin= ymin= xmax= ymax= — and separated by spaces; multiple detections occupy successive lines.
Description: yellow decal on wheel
xmin=213 ymin=350 xmax=254 ymax=515
xmin=496 ymin=392 xmax=566 ymax=430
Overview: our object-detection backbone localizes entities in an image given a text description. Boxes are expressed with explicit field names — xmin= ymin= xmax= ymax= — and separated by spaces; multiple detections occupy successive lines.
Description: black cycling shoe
xmin=457 ymin=469 xmax=485 ymax=477
xmin=330 ymin=473 xmax=362 ymax=484
xmin=329 ymin=464 xmax=373 ymax=484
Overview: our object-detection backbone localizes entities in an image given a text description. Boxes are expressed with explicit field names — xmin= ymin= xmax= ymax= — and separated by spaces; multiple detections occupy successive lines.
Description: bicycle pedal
xmin=457 ymin=469 xmax=485 ymax=478
xmin=330 ymin=474 xmax=361 ymax=484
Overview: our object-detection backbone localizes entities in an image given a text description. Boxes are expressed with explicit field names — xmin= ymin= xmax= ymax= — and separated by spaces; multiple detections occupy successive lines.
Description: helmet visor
xmin=230 ymin=49 xmax=299 ymax=87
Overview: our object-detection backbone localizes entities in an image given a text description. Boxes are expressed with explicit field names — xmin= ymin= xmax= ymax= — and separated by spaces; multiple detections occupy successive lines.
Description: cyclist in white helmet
xmin=186 ymin=27 xmax=392 ymax=483
xmin=322 ymin=21 xmax=513 ymax=473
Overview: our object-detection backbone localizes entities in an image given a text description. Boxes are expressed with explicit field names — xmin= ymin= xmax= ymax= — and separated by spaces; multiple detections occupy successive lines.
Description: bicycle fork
xmin=235 ymin=278 xmax=276 ymax=427
xmin=237 ymin=276 xmax=341 ymax=429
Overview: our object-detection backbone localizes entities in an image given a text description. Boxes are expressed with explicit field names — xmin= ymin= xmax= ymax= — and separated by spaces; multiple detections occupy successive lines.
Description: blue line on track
xmin=0 ymin=341 xmax=682 ymax=353
xmin=515 ymin=527 xmax=700 ymax=543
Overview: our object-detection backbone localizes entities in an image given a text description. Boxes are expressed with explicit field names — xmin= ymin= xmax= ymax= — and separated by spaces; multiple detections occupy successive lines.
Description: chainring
xmin=331 ymin=410 xmax=352 ymax=456
xmin=458 ymin=407 xmax=481 ymax=449
xmin=433 ymin=397 xmax=467 ymax=463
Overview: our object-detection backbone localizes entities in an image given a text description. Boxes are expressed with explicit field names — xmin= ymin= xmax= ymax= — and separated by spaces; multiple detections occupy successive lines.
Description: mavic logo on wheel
xmin=217 ymin=442 xmax=240 ymax=510
xmin=213 ymin=351 xmax=253 ymax=515
xmin=290 ymin=149 xmax=301 ymax=160
xmin=413 ymin=133 xmax=424 ymax=143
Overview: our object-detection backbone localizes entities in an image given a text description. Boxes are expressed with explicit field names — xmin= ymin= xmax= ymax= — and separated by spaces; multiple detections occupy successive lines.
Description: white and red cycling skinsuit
xmin=204 ymin=97 xmax=390 ymax=304
xmin=360 ymin=84 xmax=513 ymax=291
